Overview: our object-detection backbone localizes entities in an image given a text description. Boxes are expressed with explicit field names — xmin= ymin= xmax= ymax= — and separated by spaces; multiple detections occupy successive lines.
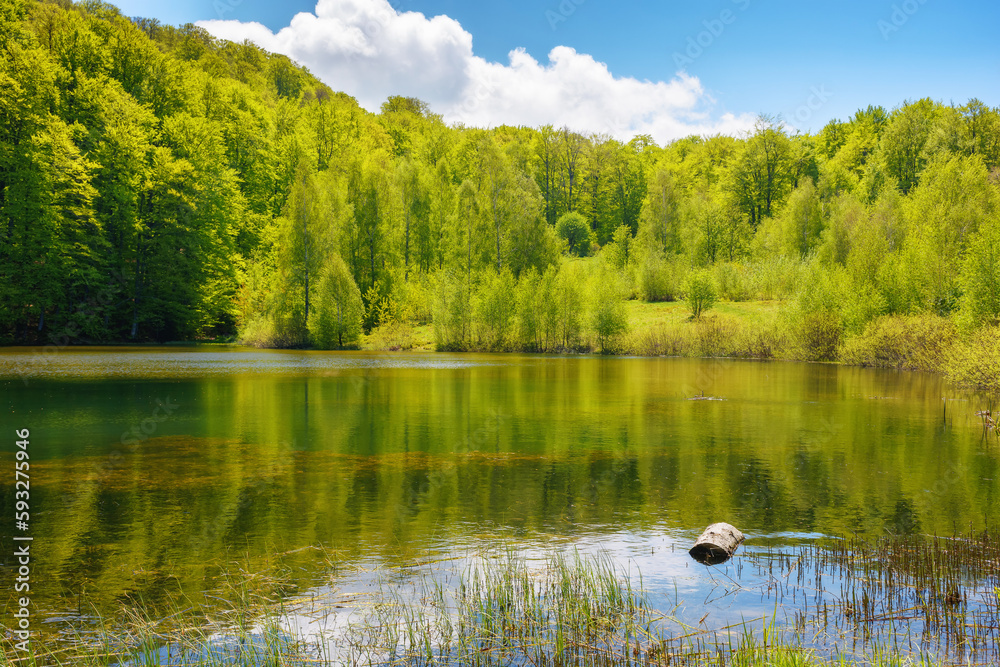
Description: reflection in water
xmin=0 ymin=348 xmax=995 ymax=647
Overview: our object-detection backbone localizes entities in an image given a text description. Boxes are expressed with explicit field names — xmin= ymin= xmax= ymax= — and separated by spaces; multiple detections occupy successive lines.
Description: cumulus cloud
xmin=198 ymin=0 xmax=755 ymax=143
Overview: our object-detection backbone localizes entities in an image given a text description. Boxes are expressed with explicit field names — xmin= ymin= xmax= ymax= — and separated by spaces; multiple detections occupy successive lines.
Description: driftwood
xmin=689 ymin=523 xmax=745 ymax=565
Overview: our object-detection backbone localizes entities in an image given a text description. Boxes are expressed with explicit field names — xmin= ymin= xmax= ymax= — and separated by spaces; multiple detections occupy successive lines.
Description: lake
xmin=1 ymin=347 xmax=996 ymax=661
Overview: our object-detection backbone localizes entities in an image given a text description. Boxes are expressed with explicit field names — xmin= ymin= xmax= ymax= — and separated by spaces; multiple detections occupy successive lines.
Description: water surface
xmin=1 ymin=347 xmax=994 ymax=656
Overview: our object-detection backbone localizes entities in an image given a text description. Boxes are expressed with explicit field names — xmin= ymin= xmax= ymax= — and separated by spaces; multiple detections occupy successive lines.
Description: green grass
xmin=624 ymin=299 xmax=785 ymax=329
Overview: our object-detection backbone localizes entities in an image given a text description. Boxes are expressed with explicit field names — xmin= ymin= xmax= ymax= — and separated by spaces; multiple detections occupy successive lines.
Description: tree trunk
xmin=405 ymin=207 xmax=411 ymax=281
xmin=304 ymin=242 xmax=309 ymax=324
xmin=131 ymin=240 xmax=144 ymax=340
xmin=689 ymin=523 xmax=744 ymax=565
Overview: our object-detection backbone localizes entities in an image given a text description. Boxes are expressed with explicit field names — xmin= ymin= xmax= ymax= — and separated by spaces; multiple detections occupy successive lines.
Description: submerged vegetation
xmin=6 ymin=533 xmax=1000 ymax=666
xmin=2 ymin=1 xmax=999 ymax=386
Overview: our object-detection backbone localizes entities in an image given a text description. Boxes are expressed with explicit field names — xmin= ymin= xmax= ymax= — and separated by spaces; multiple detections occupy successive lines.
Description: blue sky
xmin=112 ymin=0 xmax=999 ymax=141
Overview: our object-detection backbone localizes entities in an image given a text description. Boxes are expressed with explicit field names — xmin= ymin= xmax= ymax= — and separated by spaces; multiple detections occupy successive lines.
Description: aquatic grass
xmin=0 ymin=548 xmax=313 ymax=667
xmin=741 ymin=530 xmax=1000 ymax=665
xmin=6 ymin=537 xmax=998 ymax=667
xmin=323 ymin=547 xmax=671 ymax=665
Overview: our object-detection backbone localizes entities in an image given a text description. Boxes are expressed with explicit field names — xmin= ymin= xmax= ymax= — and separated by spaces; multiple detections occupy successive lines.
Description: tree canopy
xmin=2 ymin=1 xmax=999 ymax=350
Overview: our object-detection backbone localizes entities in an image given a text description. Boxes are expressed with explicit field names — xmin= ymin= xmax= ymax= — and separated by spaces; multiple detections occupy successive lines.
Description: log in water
xmin=689 ymin=523 xmax=745 ymax=565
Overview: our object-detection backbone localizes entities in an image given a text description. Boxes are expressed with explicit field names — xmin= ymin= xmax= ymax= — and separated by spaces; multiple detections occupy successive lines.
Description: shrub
xmin=536 ymin=266 xmax=562 ymax=351
xmin=840 ymin=281 xmax=888 ymax=336
xmin=729 ymin=316 xmax=790 ymax=360
xmin=238 ymin=314 xmax=304 ymax=349
xmin=684 ymin=269 xmax=717 ymax=318
xmin=944 ymin=325 xmax=1000 ymax=390
xmin=638 ymin=253 xmax=682 ymax=302
xmin=693 ymin=315 xmax=739 ymax=357
xmin=365 ymin=321 xmax=415 ymax=351
xmin=713 ymin=262 xmax=751 ymax=301
xmin=744 ymin=256 xmax=803 ymax=300
xmin=624 ymin=323 xmax=695 ymax=357
xmin=796 ymin=311 xmax=842 ymax=361
xmin=791 ymin=263 xmax=847 ymax=361
xmin=394 ymin=275 xmax=434 ymax=325
xmin=237 ymin=270 xmax=308 ymax=348
xmin=623 ymin=315 xmax=788 ymax=360
xmin=840 ymin=314 xmax=955 ymax=372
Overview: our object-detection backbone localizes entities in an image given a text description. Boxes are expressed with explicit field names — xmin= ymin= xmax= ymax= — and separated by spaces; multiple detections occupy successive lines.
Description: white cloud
xmin=197 ymin=0 xmax=755 ymax=143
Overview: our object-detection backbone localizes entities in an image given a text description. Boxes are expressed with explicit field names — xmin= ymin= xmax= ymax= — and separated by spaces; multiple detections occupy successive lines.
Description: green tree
xmin=395 ymin=157 xmax=431 ymax=281
xmin=779 ymin=179 xmax=823 ymax=258
xmin=958 ymin=220 xmax=1000 ymax=329
xmin=684 ymin=270 xmax=717 ymax=319
xmin=556 ymin=211 xmax=593 ymax=256
xmin=531 ymin=125 xmax=560 ymax=226
xmin=515 ymin=268 xmax=542 ymax=350
xmin=554 ymin=263 xmax=583 ymax=349
xmin=308 ymin=253 xmax=363 ymax=348
xmin=277 ymin=165 xmax=334 ymax=334
xmin=902 ymin=155 xmax=997 ymax=314
xmin=959 ymin=98 xmax=1000 ymax=166
xmin=879 ymin=98 xmax=939 ymax=193
xmin=638 ymin=168 xmax=683 ymax=256
xmin=474 ymin=268 xmax=517 ymax=350
xmin=557 ymin=127 xmax=586 ymax=214
xmin=433 ymin=269 xmax=472 ymax=350
xmin=688 ymin=193 xmax=726 ymax=264
xmin=726 ymin=115 xmax=793 ymax=229
xmin=580 ymin=135 xmax=616 ymax=242
xmin=611 ymin=137 xmax=652 ymax=237
xmin=604 ymin=224 xmax=635 ymax=271
xmin=590 ymin=267 xmax=629 ymax=352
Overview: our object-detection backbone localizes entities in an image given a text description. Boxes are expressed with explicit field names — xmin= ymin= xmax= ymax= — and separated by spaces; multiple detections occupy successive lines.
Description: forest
xmin=2 ymin=0 xmax=999 ymax=386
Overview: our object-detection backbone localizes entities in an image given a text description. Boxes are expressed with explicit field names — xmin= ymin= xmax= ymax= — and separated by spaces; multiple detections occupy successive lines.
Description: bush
xmin=365 ymin=321 xmax=415 ymax=351
xmin=944 ymin=326 xmax=1000 ymax=390
xmin=638 ymin=253 xmax=682 ymax=302
xmin=394 ymin=276 xmax=434 ymax=325
xmin=729 ymin=315 xmax=791 ymax=360
xmin=791 ymin=263 xmax=847 ymax=360
xmin=238 ymin=314 xmax=305 ymax=349
xmin=625 ymin=322 xmax=695 ymax=357
xmin=840 ymin=315 xmax=955 ymax=372
xmin=692 ymin=315 xmax=739 ymax=357
xmin=840 ymin=281 xmax=888 ymax=336
xmin=743 ymin=256 xmax=803 ymax=300
xmin=622 ymin=315 xmax=788 ymax=359
xmin=796 ymin=311 xmax=842 ymax=361
xmin=713 ymin=262 xmax=751 ymax=301
xmin=684 ymin=270 xmax=717 ymax=318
